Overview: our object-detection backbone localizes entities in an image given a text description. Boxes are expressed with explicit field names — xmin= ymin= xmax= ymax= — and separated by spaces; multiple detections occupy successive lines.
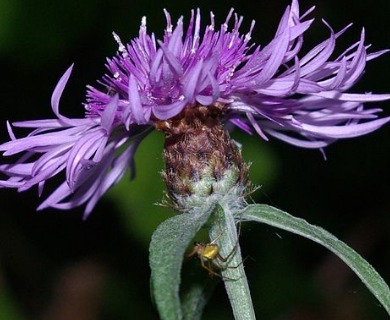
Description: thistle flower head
xmin=1 ymin=0 xmax=389 ymax=216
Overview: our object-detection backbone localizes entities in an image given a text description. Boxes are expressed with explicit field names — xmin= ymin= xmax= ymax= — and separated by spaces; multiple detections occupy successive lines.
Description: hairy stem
xmin=209 ymin=203 xmax=256 ymax=320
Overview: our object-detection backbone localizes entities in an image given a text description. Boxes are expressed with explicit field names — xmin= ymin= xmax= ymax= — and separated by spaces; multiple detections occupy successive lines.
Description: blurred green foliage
xmin=0 ymin=0 xmax=389 ymax=319
xmin=107 ymin=131 xmax=170 ymax=247
xmin=0 ymin=280 xmax=25 ymax=320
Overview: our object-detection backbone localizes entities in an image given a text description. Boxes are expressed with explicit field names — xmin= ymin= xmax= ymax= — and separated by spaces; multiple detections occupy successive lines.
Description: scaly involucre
xmin=1 ymin=0 xmax=389 ymax=216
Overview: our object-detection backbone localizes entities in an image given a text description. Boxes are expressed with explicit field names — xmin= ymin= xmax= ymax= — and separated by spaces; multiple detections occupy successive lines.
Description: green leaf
xmin=149 ymin=206 xmax=214 ymax=320
xmin=240 ymin=204 xmax=390 ymax=315
xmin=0 ymin=283 xmax=25 ymax=320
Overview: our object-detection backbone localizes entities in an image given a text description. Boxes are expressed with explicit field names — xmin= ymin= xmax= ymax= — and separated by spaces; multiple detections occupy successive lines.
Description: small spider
xmin=186 ymin=224 xmax=243 ymax=279
xmin=186 ymin=241 xmax=237 ymax=278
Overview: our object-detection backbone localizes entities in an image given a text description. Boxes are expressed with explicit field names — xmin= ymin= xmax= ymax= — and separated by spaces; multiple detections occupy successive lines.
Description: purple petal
xmin=315 ymin=92 xmax=390 ymax=102
xmin=152 ymin=100 xmax=187 ymax=120
xmin=51 ymin=64 xmax=74 ymax=120
xmin=253 ymin=29 xmax=291 ymax=86
xmin=128 ymin=75 xmax=148 ymax=124
xmin=299 ymin=117 xmax=390 ymax=138
xmin=183 ymin=60 xmax=203 ymax=102
xmin=101 ymin=94 xmax=118 ymax=132
xmin=266 ymin=128 xmax=332 ymax=148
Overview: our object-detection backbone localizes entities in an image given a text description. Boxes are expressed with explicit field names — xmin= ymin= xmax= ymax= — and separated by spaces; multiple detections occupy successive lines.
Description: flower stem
xmin=210 ymin=203 xmax=256 ymax=320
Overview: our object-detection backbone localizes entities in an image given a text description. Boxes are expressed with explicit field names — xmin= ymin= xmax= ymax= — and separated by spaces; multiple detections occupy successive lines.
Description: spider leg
xmin=196 ymin=254 xmax=240 ymax=281
xmin=213 ymin=260 xmax=239 ymax=281
xmin=214 ymin=219 xmax=242 ymax=263
xmin=199 ymin=258 xmax=222 ymax=278
xmin=216 ymin=241 xmax=239 ymax=264
xmin=185 ymin=246 xmax=198 ymax=261
xmin=215 ymin=256 xmax=246 ymax=270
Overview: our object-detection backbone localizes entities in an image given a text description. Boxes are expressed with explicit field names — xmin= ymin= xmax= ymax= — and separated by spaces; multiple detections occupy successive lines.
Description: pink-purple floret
xmin=0 ymin=0 xmax=389 ymax=216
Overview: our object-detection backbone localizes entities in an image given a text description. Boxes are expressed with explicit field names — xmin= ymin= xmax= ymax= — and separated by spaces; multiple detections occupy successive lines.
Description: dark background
xmin=0 ymin=0 xmax=389 ymax=319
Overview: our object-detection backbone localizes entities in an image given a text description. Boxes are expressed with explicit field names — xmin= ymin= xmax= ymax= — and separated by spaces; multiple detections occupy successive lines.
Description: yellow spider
xmin=186 ymin=234 xmax=241 ymax=279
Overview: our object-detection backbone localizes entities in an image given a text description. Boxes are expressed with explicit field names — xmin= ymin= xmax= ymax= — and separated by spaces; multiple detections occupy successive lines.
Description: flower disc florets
xmin=0 ymin=1 xmax=389 ymax=216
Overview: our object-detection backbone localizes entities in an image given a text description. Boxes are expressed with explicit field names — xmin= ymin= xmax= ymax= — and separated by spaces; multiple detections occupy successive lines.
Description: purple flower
xmin=1 ymin=1 xmax=389 ymax=216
